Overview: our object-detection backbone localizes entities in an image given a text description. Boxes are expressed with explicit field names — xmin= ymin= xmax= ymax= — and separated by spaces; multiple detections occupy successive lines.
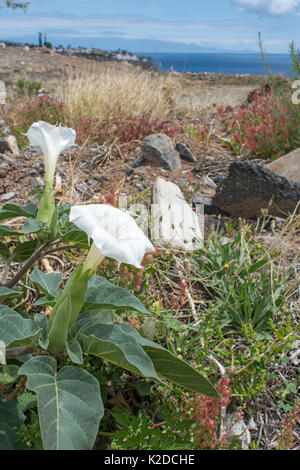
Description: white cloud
xmin=233 ymin=0 xmax=299 ymax=15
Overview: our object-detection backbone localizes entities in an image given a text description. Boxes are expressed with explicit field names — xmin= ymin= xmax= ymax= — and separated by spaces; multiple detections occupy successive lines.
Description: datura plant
xmin=0 ymin=121 xmax=219 ymax=451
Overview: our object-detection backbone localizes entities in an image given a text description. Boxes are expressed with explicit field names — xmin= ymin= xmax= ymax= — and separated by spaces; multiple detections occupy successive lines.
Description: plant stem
xmin=4 ymin=241 xmax=48 ymax=289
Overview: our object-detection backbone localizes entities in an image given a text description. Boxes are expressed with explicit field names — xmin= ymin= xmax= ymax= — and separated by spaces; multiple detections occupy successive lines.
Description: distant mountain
xmin=0 ymin=33 xmax=257 ymax=53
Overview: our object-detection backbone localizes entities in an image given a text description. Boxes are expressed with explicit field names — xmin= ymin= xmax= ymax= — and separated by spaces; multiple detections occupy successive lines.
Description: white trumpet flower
xmin=26 ymin=121 xmax=76 ymax=224
xmin=69 ymin=204 xmax=155 ymax=270
xmin=26 ymin=121 xmax=76 ymax=184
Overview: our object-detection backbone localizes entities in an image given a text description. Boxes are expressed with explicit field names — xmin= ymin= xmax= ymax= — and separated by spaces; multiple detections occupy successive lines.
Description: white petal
xmin=26 ymin=121 xmax=76 ymax=181
xmin=69 ymin=204 xmax=155 ymax=268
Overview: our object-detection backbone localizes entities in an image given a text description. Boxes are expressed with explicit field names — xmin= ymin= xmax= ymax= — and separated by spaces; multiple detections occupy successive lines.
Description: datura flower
xmin=26 ymin=121 xmax=76 ymax=224
xmin=69 ymin=204 xmax=155 ymax=271
xmin=47 ymin=204 xmax=155 ymax=354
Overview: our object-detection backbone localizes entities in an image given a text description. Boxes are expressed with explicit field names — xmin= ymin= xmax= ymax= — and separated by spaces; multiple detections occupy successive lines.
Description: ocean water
xmin=135 ymin=52 xmax=292 ymax=76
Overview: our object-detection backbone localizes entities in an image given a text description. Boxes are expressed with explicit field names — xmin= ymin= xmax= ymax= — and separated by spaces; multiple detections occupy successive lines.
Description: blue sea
xmin=135 ymin=52 xmax=292 ymax=76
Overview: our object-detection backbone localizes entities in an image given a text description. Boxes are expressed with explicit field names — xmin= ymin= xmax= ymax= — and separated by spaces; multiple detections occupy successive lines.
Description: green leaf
xmin=143 ymin=346 xmax=219 ymax=397
xmin=239 ymin=258 xmax=269 ymax=277
xmin=30 ymin=267 xmax=62 ymax=296
xmin=0 ymin=398 xmax=25 ymax=450
xmin=119 ymin=323 xmax=220 ymax=398
xmin=76 ymin=320 xmax=160 ymax=380
xmin=17 ymin=391 xmax=37 ymax=412
xmin=83 ymin=275 xmax=150 ymax=314
xmin=0 ymin=364 xmax=19 ymax=385
xmin=0 ymin=203 xmax=37 ymax=221
xmin=0 ymin=307 xmax=41 ymax=349
xmin=0 ymin=241 xmax=10 ymax=259
xmin=0 ymin=286 xmax=20 ymax=301
xmin=12 ymin=239 xmax=39 ymax=262
xmin=0 ymin=225 xmax=21 ymax=237
xmin=61 ymin=228 xmax=89 ymax=248
xmin=34 ymin=296 xmax=58 ymax=306
xmin=18 ymin=356 xmax=104 ymax=450
xmin=22 ymin=218 xmax=44 ymax=234
xmin=33 ymin=314 xmax=49 ymax=350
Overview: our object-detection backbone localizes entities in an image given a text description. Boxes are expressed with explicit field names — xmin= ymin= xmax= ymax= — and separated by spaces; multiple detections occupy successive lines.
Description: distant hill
xmin=0 ymin=34 xmax=256 ymax=53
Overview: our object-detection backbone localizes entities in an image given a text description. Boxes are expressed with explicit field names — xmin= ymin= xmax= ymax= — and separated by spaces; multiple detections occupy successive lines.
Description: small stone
xmin=1 ymin=191 xmax=15 ymax=201
xmin=247 ymin=417 xmax=257 ymax=431
xmin=204 ymin=216 xmax=225 ymax=233
xmin=0 ymin=156 xmax=8 ymax=169
xmin=192 ymin=195 xmax=220 ymax=215
xmin=0 ymin=139 xmax=10 ymax=154
xmin=29 ymin=169 xmax=39 ymax=176
xmin=125 ymin=156 xmax=145 ymax=176
xmin=214 ymin=173 xmax=226 ymax=185
xmin=30 ymin=177 xmax=44 ymax=189
xmin=176 ymin=142 xmax=198 ymax=163
xmin=226 ymin=413 xmax=251 ymax=450
xmin=141 ymin=133 xmax=182 ymax=171
xmin=0 ymin=135 xmax=19 ymax=155
xmin=1 ymin=126 xmax=11 ymax=136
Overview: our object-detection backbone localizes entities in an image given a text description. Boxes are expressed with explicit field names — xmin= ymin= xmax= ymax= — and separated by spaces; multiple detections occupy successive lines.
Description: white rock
xmin=226 ymin=413 xmax=251 ymax=450
xmin=151 ymin=177 xmax=203 ymax=251
xmin=4 ymin=135 xmax=19 ymax=155
xmin=1 ymin=191 xmax=15 ymax=201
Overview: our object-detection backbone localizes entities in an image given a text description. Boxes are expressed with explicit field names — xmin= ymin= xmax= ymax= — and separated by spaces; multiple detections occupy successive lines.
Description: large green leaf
xmin=0 ymin=398 xmax=25 ymax=450
xmin=0 ymin=307 xmax=41 ymax=349
xmin=19 ymin=356 xmax=104 ymax=450
xmin=30 ymin=267 xmax=62 ymax=297
xmin=83 ymin=275 xmax=150 ymax=314
xmin=61 ymin=227 xmax=89 ymax=248
xmin=118 ymin=323 xmax=220 ymax=398
xmin=0 ymin=286 xmax=20 ymax=301
xmin=0 ymin=241 xmax=10 ymax=259
xmin=0 ymin=225 xmax=21 ymax=237
xmin=22 ymin=218 xmax=44 ymax=235
xmin=0 ymin=203 xmax=37 ymax=221
xmin=76 ymin=320 xmax=160 ymax=380
xmin=12 ymin=239 xmax=39 ymax=262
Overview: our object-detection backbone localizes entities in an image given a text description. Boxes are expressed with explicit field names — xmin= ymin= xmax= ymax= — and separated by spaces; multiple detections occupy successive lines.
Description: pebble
xmin=1 ymin=191 xmax=15 ymax=201
xmin=29 ymin=177 xmax=44 ymax=189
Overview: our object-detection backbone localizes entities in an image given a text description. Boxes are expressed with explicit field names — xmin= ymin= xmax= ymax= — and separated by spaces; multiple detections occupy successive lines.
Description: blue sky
xmin=0 ymin=0 xmax=299 ymax=52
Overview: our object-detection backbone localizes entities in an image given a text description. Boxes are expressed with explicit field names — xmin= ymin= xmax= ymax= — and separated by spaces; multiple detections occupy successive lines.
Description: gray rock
xmin=0 ymin=139 xmax=11 ymax=154
xmin=125 ymin=156 xmax=145 ymax=176
xmin=29 ymin=169 xmax=39 ymax=177
xmin=204 ymin=217 xmax=225 ymax=233
xmin=265 ymin=147 xmax=300 ymax=184
xmin=212 ymin=159 xmax=300 ymax=218
xmin=226 ymin=413 xmax=251 ymax=450
xmin=0 ymin=156 xmax=8 ymax=169
xmin=1 ymin=126 xmax=11 ymax=136
xmin=214 ymin=173 xmax=226 ymax=185
xmin=176 ymin=142 xmax=197 ymax=163
xmin=1 ymin=191 xmax=15 ymax=201
xmin=192 ymin=195 xmax=220 ymax=215
xmin=30 ymin=177 xmax=44 ymax=189
xmin=141 ymin=133 xmax=182 ymax=171
xmin=0 ymin=135 xmax=19 ymax=155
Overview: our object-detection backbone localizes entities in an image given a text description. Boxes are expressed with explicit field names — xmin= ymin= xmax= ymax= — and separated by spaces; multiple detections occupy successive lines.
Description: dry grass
xmin=60 ymin=65 xmax=182 ymax=124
